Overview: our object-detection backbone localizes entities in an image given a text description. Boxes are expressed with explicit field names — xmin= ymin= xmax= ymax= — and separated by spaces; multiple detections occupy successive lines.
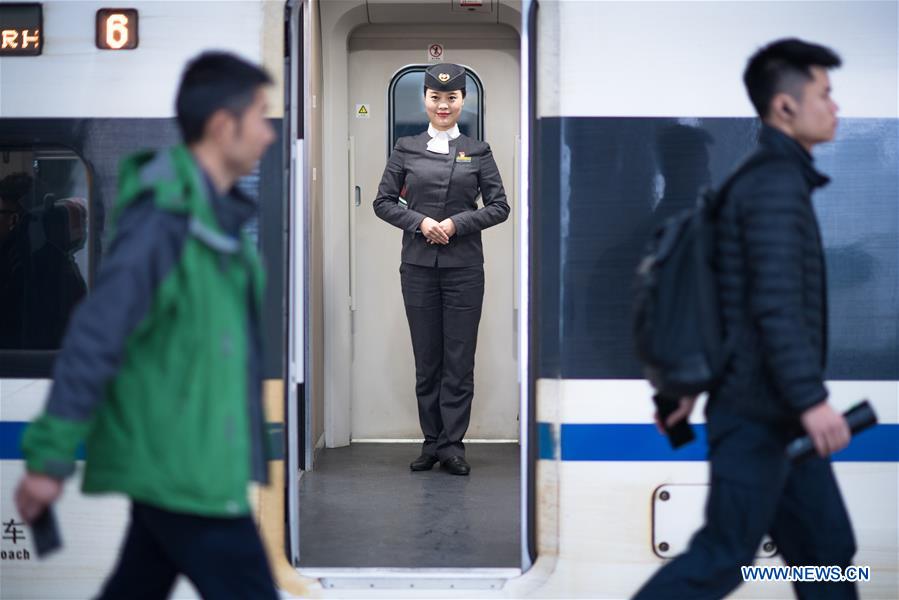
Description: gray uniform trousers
xmin=401 ymin=262 xmax=484 ymax=459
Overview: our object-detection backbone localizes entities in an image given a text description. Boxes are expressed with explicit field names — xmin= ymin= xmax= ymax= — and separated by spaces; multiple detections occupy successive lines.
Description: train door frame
xmin=519 ymin=0 xmax=537 ymax=573
xmin=285 ymin=0 xmax=538 ymax=576
xmin=285 ymin=0 xmax=305 ymax=567
xmin=523 ymin=0 xmax=538 ymax=571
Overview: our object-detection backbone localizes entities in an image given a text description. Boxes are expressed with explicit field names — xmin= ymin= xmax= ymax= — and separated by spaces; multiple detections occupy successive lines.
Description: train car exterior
xmin=0 ymin=1 xmax=287 ymax=597
xmin=527 ymin=0 xmax=898 ymax=598
xmin=1 ymin=1 xmax=896 ymax=599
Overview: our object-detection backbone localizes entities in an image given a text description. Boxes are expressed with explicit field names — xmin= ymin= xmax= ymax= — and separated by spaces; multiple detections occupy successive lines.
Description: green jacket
xmin=22 ymin=145 xmax=267 ymax=517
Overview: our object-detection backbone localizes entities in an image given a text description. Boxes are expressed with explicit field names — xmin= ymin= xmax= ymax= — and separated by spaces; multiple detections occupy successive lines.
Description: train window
xmin=0 ymin=147 xmax=90 ymax=351
xmin=388 ymin=65 xmax=484 ymax=152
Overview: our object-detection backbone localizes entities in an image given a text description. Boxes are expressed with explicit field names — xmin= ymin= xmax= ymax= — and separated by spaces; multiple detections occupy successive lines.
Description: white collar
xmin=426 ymin=124 xmax=461 ymax=154
xmin=427 ymin=124 xmax=460 ymax=139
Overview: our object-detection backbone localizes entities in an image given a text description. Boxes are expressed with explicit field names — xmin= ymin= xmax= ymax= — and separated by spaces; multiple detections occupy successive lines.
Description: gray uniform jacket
xmin=373 ymin=131 xmax=510 ymax=267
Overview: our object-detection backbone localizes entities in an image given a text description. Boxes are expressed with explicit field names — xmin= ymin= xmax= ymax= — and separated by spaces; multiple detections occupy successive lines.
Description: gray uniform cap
xmin=424 ymin=63 xmax=466 ymax=93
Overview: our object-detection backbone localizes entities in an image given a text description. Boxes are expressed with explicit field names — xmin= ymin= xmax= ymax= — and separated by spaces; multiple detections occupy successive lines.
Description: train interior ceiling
xmin=297 ymin=0 xmax=524 ymax=570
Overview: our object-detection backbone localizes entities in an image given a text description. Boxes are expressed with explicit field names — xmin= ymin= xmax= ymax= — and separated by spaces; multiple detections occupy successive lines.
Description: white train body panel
xmin=0 ymin=0 xmax=284 ymax=118
xmin=0 ymin=2 xmax=282 ymax=598
xmin=528 ymin=1 xmax=898 ymax=598
xmin=530 ymin=381 xmax=898 ymax=598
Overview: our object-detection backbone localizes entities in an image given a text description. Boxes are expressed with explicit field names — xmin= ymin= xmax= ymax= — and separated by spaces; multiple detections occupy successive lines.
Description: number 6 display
xmin=96 ymin=9 xmax=138 ymax=50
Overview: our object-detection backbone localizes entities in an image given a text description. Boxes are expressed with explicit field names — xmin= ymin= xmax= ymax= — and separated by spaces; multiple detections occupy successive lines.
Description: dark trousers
xmin=97 ymin=502 xmax=278 ymax=600
xmin=634 ymin=411 xmax=857 ymax=600
xmin=400 ymin=262 xmax=484 ymax=460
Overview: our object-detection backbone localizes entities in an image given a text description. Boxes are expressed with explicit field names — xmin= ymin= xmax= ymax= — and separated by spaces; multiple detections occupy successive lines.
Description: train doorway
xmin=346 ymin=28 xmax=520 ymax=447
xmin=295 ymin=0 xmax=524 ymax=575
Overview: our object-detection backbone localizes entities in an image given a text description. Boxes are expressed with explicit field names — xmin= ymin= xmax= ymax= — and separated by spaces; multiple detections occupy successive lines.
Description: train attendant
xmin=373 ymin=63 xmax=510 ymax=476
xmin=15 ymin=53 xmax=278 ymax=598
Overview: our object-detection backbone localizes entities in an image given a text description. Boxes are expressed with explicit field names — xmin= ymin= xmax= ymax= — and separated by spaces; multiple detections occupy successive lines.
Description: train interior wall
xmin=316 ymin=0 xmax=524 ymax=451
xmin=345 ymin=23 xmax=520 ymax=442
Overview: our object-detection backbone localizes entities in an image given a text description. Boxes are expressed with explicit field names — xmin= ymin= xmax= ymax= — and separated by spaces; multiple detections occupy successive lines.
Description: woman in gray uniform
xmin=373 ymin=63 xmax=510 ymax=476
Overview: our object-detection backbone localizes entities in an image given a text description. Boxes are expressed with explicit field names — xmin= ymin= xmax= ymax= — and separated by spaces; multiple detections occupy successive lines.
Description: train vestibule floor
xmin=297 ymin=443 xmax=521 ymax=569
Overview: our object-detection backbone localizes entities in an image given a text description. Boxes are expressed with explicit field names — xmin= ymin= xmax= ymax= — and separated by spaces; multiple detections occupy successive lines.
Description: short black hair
xmin=176 ymin=52 xmax=273 ymax=144
xmin=744 ymin=38 xmax=841 ymax=118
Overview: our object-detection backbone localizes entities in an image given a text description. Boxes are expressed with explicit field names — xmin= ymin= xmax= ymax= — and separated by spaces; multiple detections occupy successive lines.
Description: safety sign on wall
xmin=428 ymin=43 xmax=444 ymax=62
xmin=355 ymin=104 xmax=370 ymax=119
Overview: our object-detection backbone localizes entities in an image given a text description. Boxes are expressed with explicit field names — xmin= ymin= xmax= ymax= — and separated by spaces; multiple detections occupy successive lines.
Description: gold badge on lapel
xmin=455 ymin=151 xmax=472 ymax=163
xmin=438 ymin=73 xmax=450 ymax=82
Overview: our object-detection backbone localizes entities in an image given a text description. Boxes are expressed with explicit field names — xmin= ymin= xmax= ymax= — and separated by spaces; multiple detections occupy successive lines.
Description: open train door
xmin=287 ymin=0 xmax=536 ymax=581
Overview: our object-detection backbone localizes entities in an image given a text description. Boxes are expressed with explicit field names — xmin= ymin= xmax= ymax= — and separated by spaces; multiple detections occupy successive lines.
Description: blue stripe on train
xmin=538 ymin=422 xmax=555 ymax=460
xmin=0 ymin=421 xmax=286 ymax=460
xmin=4 ymin=420 xmax=897 ymax=462
xmin=539 ymin=423 xmax=899 ymax=462
xmin=0 ymin=422 xmax=86 ymax=460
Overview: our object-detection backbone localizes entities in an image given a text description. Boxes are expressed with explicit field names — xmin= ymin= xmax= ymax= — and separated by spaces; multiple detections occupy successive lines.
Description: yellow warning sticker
xmin=355 ymin=104 xmax=370 ymax=119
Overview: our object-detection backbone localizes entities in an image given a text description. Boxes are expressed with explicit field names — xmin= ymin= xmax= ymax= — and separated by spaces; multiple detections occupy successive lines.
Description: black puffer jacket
xmin=711 ymin=125 xmax=830 ymax=425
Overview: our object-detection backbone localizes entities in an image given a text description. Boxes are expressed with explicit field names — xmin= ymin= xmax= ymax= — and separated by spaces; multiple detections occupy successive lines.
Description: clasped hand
xmin=421 ymin=217 xmax=456 ymax=245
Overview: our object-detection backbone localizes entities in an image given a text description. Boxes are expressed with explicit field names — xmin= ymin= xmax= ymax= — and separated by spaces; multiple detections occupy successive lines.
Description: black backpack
xmin=633 ymin=155 xmax=768 ymax=397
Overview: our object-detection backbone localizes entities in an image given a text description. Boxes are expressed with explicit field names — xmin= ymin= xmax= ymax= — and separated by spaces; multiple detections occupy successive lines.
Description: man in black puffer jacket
xmin=635 ymin=39 xmax=857 ymax=600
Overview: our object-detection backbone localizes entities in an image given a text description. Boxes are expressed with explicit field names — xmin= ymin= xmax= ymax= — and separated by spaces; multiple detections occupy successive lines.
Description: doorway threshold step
xmin=303 ymin=568 xmax=521 ymax=590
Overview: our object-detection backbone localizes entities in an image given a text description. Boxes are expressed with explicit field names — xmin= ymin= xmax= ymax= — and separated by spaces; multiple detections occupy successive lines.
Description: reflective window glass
xmin=0 ymin=147 xmax=90 ymax=350
xmin=389 ymin=66 xmax=483 ymax=152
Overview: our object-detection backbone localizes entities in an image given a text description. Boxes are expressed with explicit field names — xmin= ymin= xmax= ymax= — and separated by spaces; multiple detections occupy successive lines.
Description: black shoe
xmin=441 ymin=456 xmax=470 ymax=476
xmin=410 ymin=454 xmax=439 ymax=471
